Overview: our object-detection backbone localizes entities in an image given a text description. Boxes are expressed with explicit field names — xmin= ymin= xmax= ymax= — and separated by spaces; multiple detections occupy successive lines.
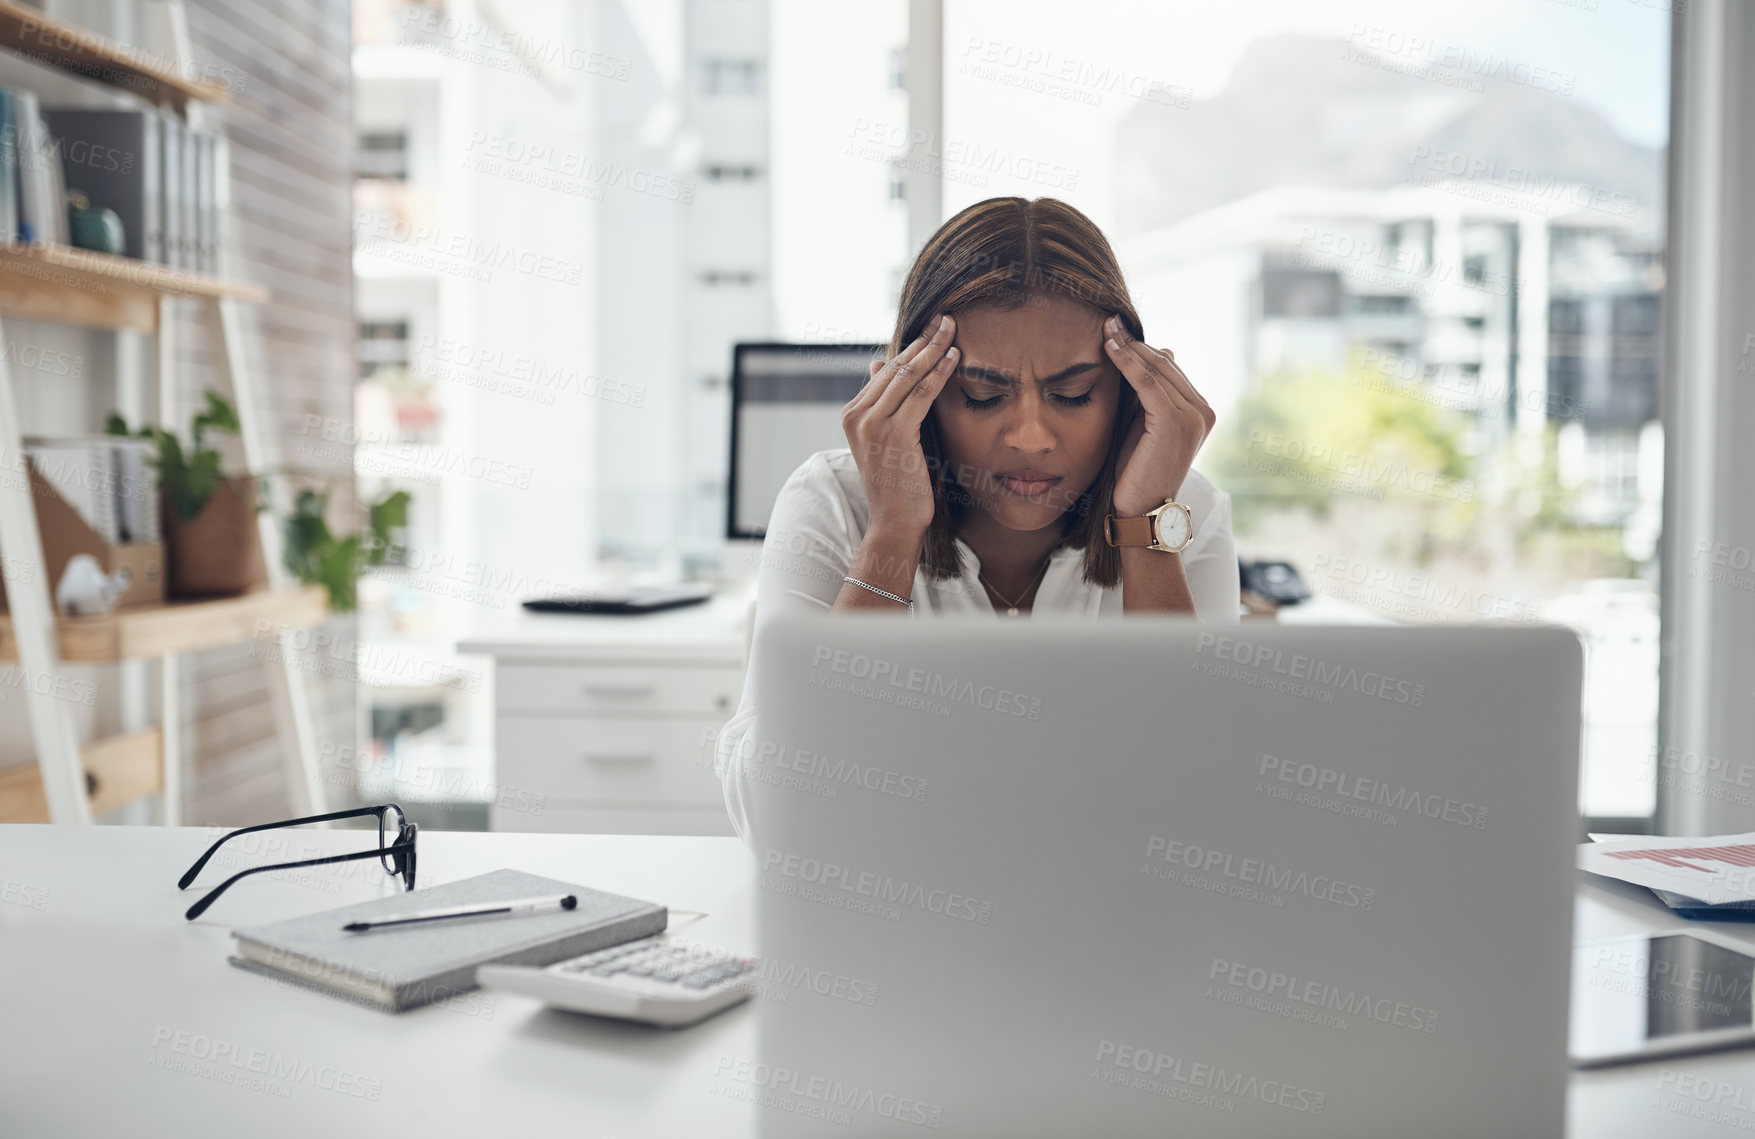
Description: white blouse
xmin=713 ymin=447 xmax=1241 ymax=841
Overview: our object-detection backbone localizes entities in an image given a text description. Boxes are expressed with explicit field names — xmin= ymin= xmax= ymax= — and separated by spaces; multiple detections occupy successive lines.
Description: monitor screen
xmin=727 ymin=342 xmax=883 ymax=540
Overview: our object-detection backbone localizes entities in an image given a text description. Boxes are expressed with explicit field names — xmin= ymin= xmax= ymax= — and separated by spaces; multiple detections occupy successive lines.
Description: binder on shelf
xmin=25 ymin=438 xmax=115 ymax=543
xmin=40 ymin=108 xmax=162 ymax=263
xmin=193 ymin=131 xmax=214 ymax=273
xmin=15 ymin=92 xmax=64 ymax=246
xmin=23 ymin=436 xmax=161 ymax=547
xmin=41 ymin=107 xmax=67 ymax=248
xmin=0 ymin=89 xmax=18 ymax=243
xmin=158 ymin=110 xmax=181 ymax=268
xmin=0 ymin=458 xmax=164 ymax=613
xmin=113 ymin=438 xmax=158 ymax=544
xmin=178 ymin=118 xmax=197 ymax=272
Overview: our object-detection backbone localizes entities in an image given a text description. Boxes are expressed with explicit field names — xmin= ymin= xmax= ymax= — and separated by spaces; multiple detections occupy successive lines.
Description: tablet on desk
xmin=1571 ymin=933 xmax=1755 ymax=1068
xmin=521 ymin=583 xmax=714 ymax=616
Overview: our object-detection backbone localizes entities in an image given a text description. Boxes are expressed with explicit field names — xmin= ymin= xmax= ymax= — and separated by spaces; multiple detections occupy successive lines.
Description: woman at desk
xmin=715 ymin=196 xmax=1239 ymax=838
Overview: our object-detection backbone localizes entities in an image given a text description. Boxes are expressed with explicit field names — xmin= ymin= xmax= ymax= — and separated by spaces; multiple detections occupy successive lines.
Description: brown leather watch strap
xmin=1104 ymin=514 xmax=1156 ymax=547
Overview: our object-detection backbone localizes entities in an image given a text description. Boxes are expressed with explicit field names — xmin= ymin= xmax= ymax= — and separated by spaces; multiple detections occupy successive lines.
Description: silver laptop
xmin=738 ymin=614 xmax=1582 ymax=1138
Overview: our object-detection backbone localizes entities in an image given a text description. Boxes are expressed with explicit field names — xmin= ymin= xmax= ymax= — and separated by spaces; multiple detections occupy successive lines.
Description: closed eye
xmin=961 ymin=390 xmax=1095 ymax=410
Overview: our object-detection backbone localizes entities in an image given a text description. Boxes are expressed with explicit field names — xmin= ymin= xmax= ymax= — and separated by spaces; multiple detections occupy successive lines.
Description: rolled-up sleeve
xmin=1182 ymin=485 xmax=1240 ymax=625
xmin=714 ymin=454 xmax=863 ymax=842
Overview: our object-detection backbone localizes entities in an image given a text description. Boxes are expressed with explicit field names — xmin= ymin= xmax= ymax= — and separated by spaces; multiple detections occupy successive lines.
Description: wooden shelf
xmin=0 ymin=243 xmax=269 ymax=332
xmin=0 ymin=585 xmax=327 ymax=663
xmin=0 ymin=0 xmax=228 ymax=112
xmin=0 ymin=726 xmax=161 ymax=822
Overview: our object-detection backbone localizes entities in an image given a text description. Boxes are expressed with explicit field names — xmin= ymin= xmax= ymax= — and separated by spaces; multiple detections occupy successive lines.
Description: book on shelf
xmin=178 ymin=113 xmax=197 ymax=272
xmin=112 ymin=437 xmax=158 ymax=544
xmin=160 ymin=110 xmax=182 ymax=268
xmin=14 ymin=91 xmax=66 ymax=246
xmin=0 ymin=90 xmax=17 ymax=244
xmin=194 ymin=131 xmax=215 ymax=273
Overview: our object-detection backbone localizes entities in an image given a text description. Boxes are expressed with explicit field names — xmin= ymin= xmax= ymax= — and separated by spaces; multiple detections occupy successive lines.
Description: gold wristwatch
xmin=1104 ymin=497 xmax=1193 ymax=553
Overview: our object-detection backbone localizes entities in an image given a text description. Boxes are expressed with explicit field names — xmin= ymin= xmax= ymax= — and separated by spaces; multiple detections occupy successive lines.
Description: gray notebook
xmin=229 ymin=869 xmax=667 ymax=1012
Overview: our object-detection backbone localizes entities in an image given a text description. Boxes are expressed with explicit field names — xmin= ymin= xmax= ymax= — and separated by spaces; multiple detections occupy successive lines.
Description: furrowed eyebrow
xmin=958 ymin=361 xmax=1104 ymax=387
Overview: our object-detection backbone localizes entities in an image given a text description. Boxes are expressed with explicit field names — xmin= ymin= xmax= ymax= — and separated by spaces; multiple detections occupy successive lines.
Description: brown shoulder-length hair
xmin=888 ymin=196 xmax=1144 ymax=590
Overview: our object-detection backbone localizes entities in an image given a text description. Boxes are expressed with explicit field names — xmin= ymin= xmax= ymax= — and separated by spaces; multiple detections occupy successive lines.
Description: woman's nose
xmin=1002 ymin=390 xmax=1056 ymax=452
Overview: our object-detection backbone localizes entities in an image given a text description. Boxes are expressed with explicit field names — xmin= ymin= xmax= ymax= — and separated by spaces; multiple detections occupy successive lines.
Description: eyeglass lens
xmin=379 ymin=804 xmax=406 ymax=874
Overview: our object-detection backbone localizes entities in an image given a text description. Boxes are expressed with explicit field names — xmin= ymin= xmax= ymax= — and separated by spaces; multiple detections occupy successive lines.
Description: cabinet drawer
xmin=496 ymin=716 xmax=724 ymax=808
xmin=497 ymin=664 xmax=741 ymax=716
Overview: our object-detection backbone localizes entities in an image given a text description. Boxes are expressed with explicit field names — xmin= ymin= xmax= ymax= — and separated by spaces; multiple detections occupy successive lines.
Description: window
xmin=1349 ymin=294 xmax=1416 ymax=316
xmin=355 ymin=319 xmax=408 ymax=379
xmin=702 ymin=57 xmax=763 ymax=96
xmin=354 ymin=130 xmax=409 ymax=181
xmin=943 ymin=0 xmax=1671 ymax=822
xmin=704 ymin=163 xmax=762 ymax=181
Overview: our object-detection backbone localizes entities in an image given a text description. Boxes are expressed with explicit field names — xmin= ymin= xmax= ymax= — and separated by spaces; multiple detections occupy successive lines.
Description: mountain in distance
xmin=1113 ymin=33 xmax=1664 ymax=237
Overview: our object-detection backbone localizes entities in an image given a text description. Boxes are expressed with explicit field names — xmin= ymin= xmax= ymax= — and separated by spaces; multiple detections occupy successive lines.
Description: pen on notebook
xmin=343 ymin=894 xmax=578 ymax=932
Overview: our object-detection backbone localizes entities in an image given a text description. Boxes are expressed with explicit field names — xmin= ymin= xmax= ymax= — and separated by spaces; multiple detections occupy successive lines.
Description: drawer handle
xmin=582 ymin=684 xmax=657 ymax=700
xmin=584 ymin=752 xmax=656 ymax=766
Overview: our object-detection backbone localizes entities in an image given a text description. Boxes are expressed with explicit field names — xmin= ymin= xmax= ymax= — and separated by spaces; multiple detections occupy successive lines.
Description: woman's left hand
xmin=1103 ymin=313 xmax=1216 ymax=517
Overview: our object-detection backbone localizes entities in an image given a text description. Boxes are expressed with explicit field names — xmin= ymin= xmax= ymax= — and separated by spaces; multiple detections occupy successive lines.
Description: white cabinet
xmin=459 ymin=593 xmax=752 ymax=835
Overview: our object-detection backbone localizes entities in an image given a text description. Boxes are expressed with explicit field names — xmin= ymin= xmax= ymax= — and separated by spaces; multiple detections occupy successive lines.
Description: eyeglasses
xmin=176 ymin=804 xmax=418 ymax=921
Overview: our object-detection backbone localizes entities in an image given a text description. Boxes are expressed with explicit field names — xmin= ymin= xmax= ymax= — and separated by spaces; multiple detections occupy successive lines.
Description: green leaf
xmin=282 ymin=489 xmax=334 ymax=583
xmin=363 ymin=490 xmax=411 ymax=567
xmin=280 ymin=486 xmax=415 ymax=611
xmin=318 ymin=535 xmax=361 ymax=612
xmin=191 ymin=391 xmax=240 ymax=452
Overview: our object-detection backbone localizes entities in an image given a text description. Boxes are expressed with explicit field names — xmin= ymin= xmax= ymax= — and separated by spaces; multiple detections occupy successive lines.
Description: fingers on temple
xmin=894 ymin=346 xmax=958 ymax=424
xmin=874 ymin=316 xmax=955 ymax=416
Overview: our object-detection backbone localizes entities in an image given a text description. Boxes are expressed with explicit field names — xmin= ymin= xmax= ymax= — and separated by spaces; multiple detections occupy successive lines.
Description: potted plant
xmin=107 ymin=392 xmax=266 ymax=597
xmin=282 ymin=486 xmax=411 ymax=612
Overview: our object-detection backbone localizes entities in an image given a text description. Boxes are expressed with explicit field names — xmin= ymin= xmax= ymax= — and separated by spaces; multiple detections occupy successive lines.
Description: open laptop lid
xmin=740 ymin=615 xmax=1582 ymax=1138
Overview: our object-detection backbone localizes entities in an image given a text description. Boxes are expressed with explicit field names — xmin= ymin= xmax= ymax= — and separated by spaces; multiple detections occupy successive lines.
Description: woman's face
xmin=930 ymin=295 xmax=1123 ymax=533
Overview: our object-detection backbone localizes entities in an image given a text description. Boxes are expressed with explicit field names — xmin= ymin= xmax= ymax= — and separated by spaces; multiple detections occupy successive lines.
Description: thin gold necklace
xmin=977 ymin=553 xmax=1052 ymax=618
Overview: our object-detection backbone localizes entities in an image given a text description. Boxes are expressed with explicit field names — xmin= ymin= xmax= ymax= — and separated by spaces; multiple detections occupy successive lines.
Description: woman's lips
xmin=996 ymin=474 xmax=1062 ymax=498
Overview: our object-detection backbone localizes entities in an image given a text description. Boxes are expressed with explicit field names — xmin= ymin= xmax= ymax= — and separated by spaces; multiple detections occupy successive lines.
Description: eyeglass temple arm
xmin=182 ymin=842 xmax=412 ymax=921
xmin=177 ymin=806 xmax=395 ymax=890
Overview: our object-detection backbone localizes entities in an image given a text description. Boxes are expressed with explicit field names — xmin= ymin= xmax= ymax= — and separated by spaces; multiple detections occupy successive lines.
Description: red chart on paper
xmin=1605 ymin=844 xmax=1755 ymax=872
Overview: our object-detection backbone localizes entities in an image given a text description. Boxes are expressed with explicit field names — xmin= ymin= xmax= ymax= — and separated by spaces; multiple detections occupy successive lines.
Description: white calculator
xmin=476 ymin=934 xmax=757 ymax=1027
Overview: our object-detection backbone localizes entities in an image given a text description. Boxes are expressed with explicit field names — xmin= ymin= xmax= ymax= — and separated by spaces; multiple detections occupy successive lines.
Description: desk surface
xmin=1 ymin=823 xmax=1744 ymax=1137
xmin=458 ymin=591 xmax=753 ymax=662
xmin=0 ymin=825 xmax=758 ymax=1137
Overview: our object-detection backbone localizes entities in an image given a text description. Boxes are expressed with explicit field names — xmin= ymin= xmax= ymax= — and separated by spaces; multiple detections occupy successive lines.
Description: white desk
xmin=458 ymin=590 xmax=754 ymax=835
xmin=0 ymin=825 xmax=757 ymax=1136
xmin=2 ymin=822 xmax=1751 ymax=1137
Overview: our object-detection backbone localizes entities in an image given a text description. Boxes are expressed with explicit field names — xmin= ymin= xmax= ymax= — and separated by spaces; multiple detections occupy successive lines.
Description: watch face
xmin=1154 ymin=505 xmax=1191 ymax=550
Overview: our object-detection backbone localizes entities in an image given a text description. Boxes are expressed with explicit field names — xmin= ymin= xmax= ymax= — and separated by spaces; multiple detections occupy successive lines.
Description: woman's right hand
xmin=840 ymin=314 xmax=959 ymax=538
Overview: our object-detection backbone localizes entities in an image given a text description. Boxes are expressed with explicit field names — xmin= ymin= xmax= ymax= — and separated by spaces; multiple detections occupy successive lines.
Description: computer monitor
xmin=726 ymin=342 xmax=883 ymax=540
